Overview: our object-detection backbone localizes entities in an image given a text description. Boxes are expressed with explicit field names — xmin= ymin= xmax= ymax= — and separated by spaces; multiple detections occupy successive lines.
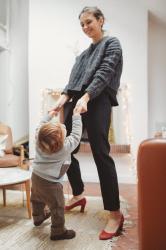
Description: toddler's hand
xmin=48 ymin=110 xmax=57 ymax=117
xmin=73 ymin=106 xmax=82 ymax=115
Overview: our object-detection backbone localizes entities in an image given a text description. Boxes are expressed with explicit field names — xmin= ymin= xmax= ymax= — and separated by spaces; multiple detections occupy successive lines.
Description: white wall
xmin=7 ymin=0 xmax=29 ymax=141
xmin=0 ymin=50 xmax=9 ymax=121
xmin=0 ymin=0 xmax=7 ymax=25
xmin=148 ymin=14 xmax=166 ymax=136
xmin=0 ymin=0 xmax=29 ymax=142
xmin=0 ymin=1 xmax=8 ymax=123
xmin=29 ymin=0 xmax=148 ymax=157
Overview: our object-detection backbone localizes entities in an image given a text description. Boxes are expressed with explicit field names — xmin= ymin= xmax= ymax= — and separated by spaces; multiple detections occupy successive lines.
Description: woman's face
xmin=80 ymin=12 xmax=104 ymax=43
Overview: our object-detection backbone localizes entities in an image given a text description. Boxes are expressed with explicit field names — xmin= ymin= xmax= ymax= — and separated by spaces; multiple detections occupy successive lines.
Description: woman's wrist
xmin=61 ymin=93 xmax=70 ymax=102
xmin=58 ymin=94 xmax=70 ymax=107
xmin=82 ymin=92 xmax=90 ymax=103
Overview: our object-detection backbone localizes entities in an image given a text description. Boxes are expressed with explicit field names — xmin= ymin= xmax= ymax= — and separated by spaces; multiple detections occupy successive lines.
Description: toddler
xmin=31 ymin=108 xmax=82 ymax=240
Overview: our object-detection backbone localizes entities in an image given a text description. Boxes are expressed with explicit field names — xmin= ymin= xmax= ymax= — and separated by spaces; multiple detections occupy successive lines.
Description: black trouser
xmin=64 ymin=91 xmax=120 ymax=211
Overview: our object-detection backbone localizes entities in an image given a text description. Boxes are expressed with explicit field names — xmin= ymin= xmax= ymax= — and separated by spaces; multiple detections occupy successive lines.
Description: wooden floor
xmin=1 ymin=152 xmax=138 ymax=249
xmin=0 ymin=187 xmax=137 ymax=250
xmin=63 ymin=182 xmax=138 ymax=250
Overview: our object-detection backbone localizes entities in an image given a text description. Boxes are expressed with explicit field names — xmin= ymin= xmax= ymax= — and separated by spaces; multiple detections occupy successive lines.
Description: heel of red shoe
xmin=119 ymin=221 xmax=124 ymax=231
xmin=80 ymin=203 xmax=85 ymax=213
xmin=115 ymin=217 xmax=124 ymax=236
xmin=65 ymin=197 xmax=87 ymax=212
xmin=80 ymin=198 xmax=86 ymax=212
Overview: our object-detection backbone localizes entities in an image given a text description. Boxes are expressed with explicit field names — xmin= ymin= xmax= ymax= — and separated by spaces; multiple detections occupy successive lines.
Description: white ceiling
xmin=143 ymin=0 xmax=166 ymax=25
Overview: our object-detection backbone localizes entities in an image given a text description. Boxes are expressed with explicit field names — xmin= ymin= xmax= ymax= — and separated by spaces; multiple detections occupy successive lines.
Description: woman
xmin=53 ymin=6 xmax=124 ymax=240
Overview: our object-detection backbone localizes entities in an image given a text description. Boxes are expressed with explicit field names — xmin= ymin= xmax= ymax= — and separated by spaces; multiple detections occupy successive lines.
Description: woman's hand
xmin=51 ymin=94 xmax=70 ymax=115
xmin=75 ymin=93 xmax=90 ymax=114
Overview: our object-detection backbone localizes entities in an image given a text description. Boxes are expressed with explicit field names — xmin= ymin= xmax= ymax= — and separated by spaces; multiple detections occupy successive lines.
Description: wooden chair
xmin=0 ymin=122 xmax=32 ymax=218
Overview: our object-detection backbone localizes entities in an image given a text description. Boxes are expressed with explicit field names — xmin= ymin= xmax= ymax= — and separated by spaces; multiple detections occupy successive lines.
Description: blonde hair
xmin=38 ymin=123 xmax=64 ymax=154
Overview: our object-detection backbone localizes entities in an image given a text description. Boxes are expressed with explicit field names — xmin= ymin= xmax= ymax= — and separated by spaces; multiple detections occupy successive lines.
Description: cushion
xmin=0 ymin=124 xmax=13 ymax=154
xmin=0 ymin=154 xmax=20 ymax=167
xmin=0 ymin=134 xmax=8 ymax=157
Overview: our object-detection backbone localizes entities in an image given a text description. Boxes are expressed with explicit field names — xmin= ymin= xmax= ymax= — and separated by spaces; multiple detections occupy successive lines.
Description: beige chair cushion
xmin=0 ymin=123 xmax=13 ymax=154
xmin=0 ymin=134 xmax=8 ymax=157
xmin=0 ymin=154 xmax=20 ymax=167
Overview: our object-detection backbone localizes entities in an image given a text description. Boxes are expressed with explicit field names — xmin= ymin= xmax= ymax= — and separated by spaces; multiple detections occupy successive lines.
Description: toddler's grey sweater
xmin=32 ymin=114 xmax=82 ymax=183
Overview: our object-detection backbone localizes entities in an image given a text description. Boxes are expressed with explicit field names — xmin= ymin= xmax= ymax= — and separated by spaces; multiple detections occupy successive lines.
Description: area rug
xmin=0 ymin=190 xmax=133 ymax=250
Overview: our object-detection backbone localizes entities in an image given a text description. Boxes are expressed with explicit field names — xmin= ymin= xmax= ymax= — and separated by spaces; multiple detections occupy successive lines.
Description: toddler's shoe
xmin=50 ymin=229 xmax=76 ymax=240
xmin=33 ymin=212 xmax=51 ymax=226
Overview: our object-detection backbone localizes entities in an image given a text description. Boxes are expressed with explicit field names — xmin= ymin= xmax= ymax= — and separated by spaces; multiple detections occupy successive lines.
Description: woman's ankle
xmin=109 ymin=210 xmax=122 ymax=219
xmin=66 ymin=194 xmax=84 ymax=206
xmin=73 ymin=194 xmax=84 ymax=201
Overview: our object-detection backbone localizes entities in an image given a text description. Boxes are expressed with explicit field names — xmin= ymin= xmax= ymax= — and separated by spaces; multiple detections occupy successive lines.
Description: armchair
xmin=0 ymin=122 xmax=25 ymax=168
xmin=137 ymin=138 xmax=166 ymax=250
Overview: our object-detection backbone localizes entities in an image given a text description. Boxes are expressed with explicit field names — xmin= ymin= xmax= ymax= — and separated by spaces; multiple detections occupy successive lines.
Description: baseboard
xmin=79 ymin=142 xmax=130 ymax=153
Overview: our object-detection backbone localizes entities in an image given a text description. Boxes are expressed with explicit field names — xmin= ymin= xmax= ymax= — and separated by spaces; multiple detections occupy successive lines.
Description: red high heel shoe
xmin=99 ymin=214 xmax=124 ymax=240
xmin=65 ymin=197 xmax=86 ymax=213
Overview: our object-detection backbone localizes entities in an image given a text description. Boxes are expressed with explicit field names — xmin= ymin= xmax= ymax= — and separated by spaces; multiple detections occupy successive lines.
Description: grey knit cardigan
xmin=63 ymin=36 xmax=123 ymax=106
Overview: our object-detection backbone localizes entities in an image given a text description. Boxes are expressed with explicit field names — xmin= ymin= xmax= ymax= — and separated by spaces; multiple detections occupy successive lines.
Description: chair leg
xmin=2 ymin=188 xmax=6 ymax=206
xmin=21 ymin=183 xmax=25 ymax=207
xmin=24 ymin=180 xmax=32 ymax=219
